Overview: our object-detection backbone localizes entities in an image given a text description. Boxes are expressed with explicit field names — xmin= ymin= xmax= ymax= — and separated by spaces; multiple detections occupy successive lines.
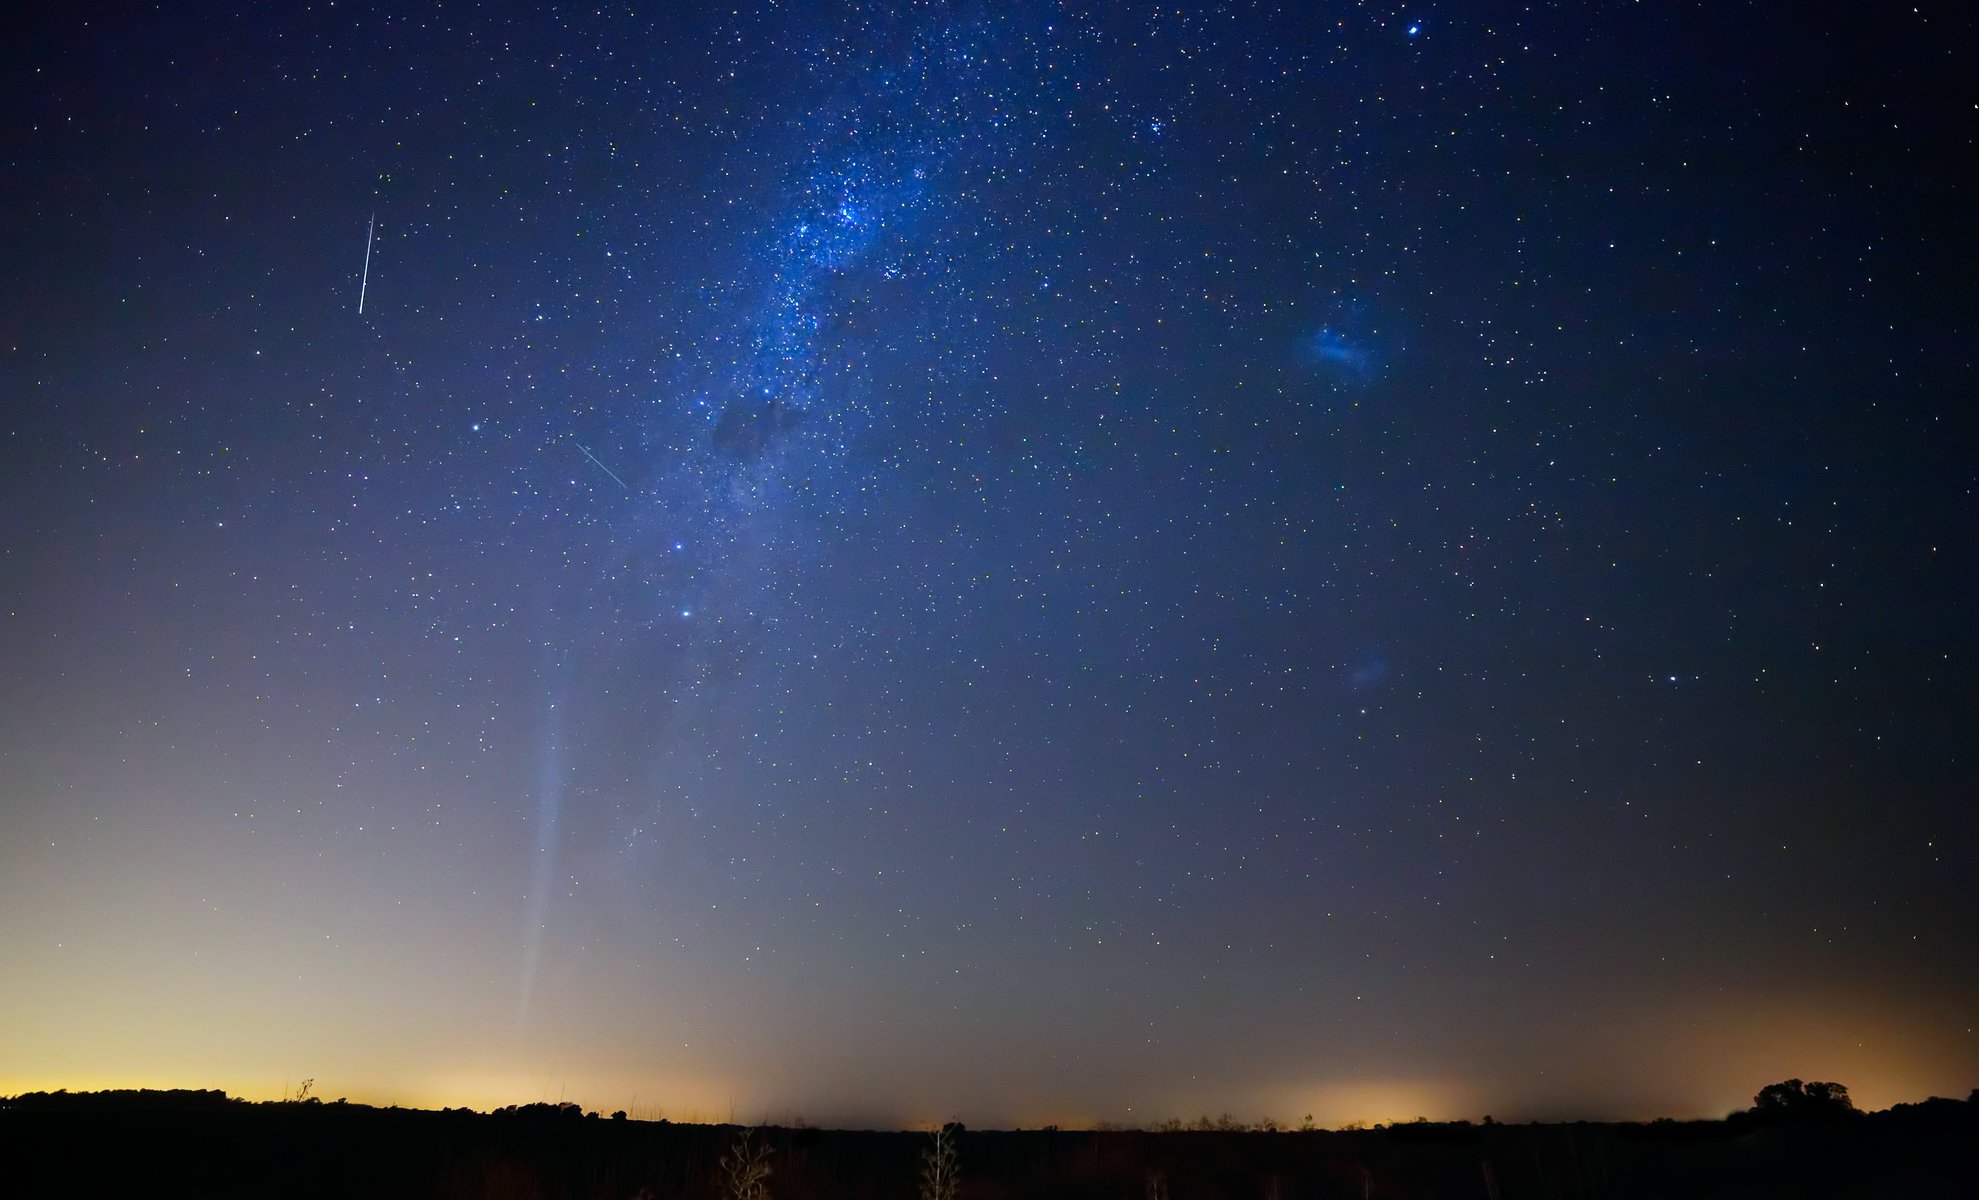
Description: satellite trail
xmin=358 ymin=211 xmax=376 ymax=314
xmin=572 ymin=439 xmax=628 ymax=489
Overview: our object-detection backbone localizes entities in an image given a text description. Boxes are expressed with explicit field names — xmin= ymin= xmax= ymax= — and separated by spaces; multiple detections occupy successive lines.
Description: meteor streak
xmin=358 ymin=211 xmax=376 ymax=314
xmin=572 ymin=439 xmax=628 ymax=489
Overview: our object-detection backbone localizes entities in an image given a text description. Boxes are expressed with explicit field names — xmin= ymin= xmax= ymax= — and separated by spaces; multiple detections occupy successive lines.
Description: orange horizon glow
xmin=4 ymin=1059 xmax=1968 ymax=1131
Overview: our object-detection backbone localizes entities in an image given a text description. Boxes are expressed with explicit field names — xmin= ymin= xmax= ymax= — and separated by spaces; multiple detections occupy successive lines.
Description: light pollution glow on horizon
xmin=3 ymin=978 xmax=1966 ymax=1127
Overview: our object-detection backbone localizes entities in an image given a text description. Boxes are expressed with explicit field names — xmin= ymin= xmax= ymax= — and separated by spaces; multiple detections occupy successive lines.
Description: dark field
xmin=5 ymin=1090 xmax=1975 ymax=1199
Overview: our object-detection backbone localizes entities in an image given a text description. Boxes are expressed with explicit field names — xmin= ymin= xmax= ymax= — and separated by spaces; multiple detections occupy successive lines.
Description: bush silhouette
xmin=1753 ymin=1079 xmax=1858 ymax=1118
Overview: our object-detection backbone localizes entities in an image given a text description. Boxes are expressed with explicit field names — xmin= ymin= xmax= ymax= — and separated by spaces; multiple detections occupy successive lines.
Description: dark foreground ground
xmin=4 ymin=1090 xmax=1975 ymax=1199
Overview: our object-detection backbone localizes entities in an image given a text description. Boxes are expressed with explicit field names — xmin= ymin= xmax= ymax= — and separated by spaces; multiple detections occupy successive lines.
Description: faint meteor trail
xmin=358 ymin=211 xmax=376 ymax=314
xmin=572 ymin=438 xmax=628 ymax=489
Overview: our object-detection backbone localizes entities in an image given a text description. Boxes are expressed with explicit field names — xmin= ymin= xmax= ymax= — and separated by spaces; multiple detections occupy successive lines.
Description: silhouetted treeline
xmin=4 ymin=1086 xmax=1975 ymax=1198
xmin=4 ymin=1087 xmax=239 ymax=1111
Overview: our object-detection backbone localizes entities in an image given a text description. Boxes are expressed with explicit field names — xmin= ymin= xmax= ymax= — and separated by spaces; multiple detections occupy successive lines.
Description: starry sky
xmin=3 ymin=1 xmax=1974 ymax=1128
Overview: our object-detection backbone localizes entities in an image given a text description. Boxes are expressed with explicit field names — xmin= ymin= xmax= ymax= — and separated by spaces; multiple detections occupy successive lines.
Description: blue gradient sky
xmin=3 ymin=1 xmax=1974 ymax=1127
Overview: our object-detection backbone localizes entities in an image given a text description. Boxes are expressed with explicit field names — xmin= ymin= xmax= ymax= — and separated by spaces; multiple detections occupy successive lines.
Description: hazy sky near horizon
xmin=3 ymin=1 xmax=1974 ymax=1128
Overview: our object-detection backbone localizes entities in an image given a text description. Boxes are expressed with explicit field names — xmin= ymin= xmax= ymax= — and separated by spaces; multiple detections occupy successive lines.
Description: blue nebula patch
xmin=1309 ymin=327 xmax=1379 ymax=381
xmin=1300 ymin=299 xmax=1394 ymax=388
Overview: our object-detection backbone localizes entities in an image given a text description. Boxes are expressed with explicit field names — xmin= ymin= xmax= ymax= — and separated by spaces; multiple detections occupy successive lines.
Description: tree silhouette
xmin=1753 ymin=1079 xmax=1857 ymax=1118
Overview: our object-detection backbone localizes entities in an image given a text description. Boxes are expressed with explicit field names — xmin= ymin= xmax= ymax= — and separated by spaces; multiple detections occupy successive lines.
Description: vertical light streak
xmin=358 ymin=211 xmax=376 ymax=314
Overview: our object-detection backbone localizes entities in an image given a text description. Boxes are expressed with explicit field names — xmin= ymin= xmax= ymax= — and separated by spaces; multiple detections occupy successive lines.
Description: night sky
xmin=4 ymin=1 xmax=1974 ymax=1129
